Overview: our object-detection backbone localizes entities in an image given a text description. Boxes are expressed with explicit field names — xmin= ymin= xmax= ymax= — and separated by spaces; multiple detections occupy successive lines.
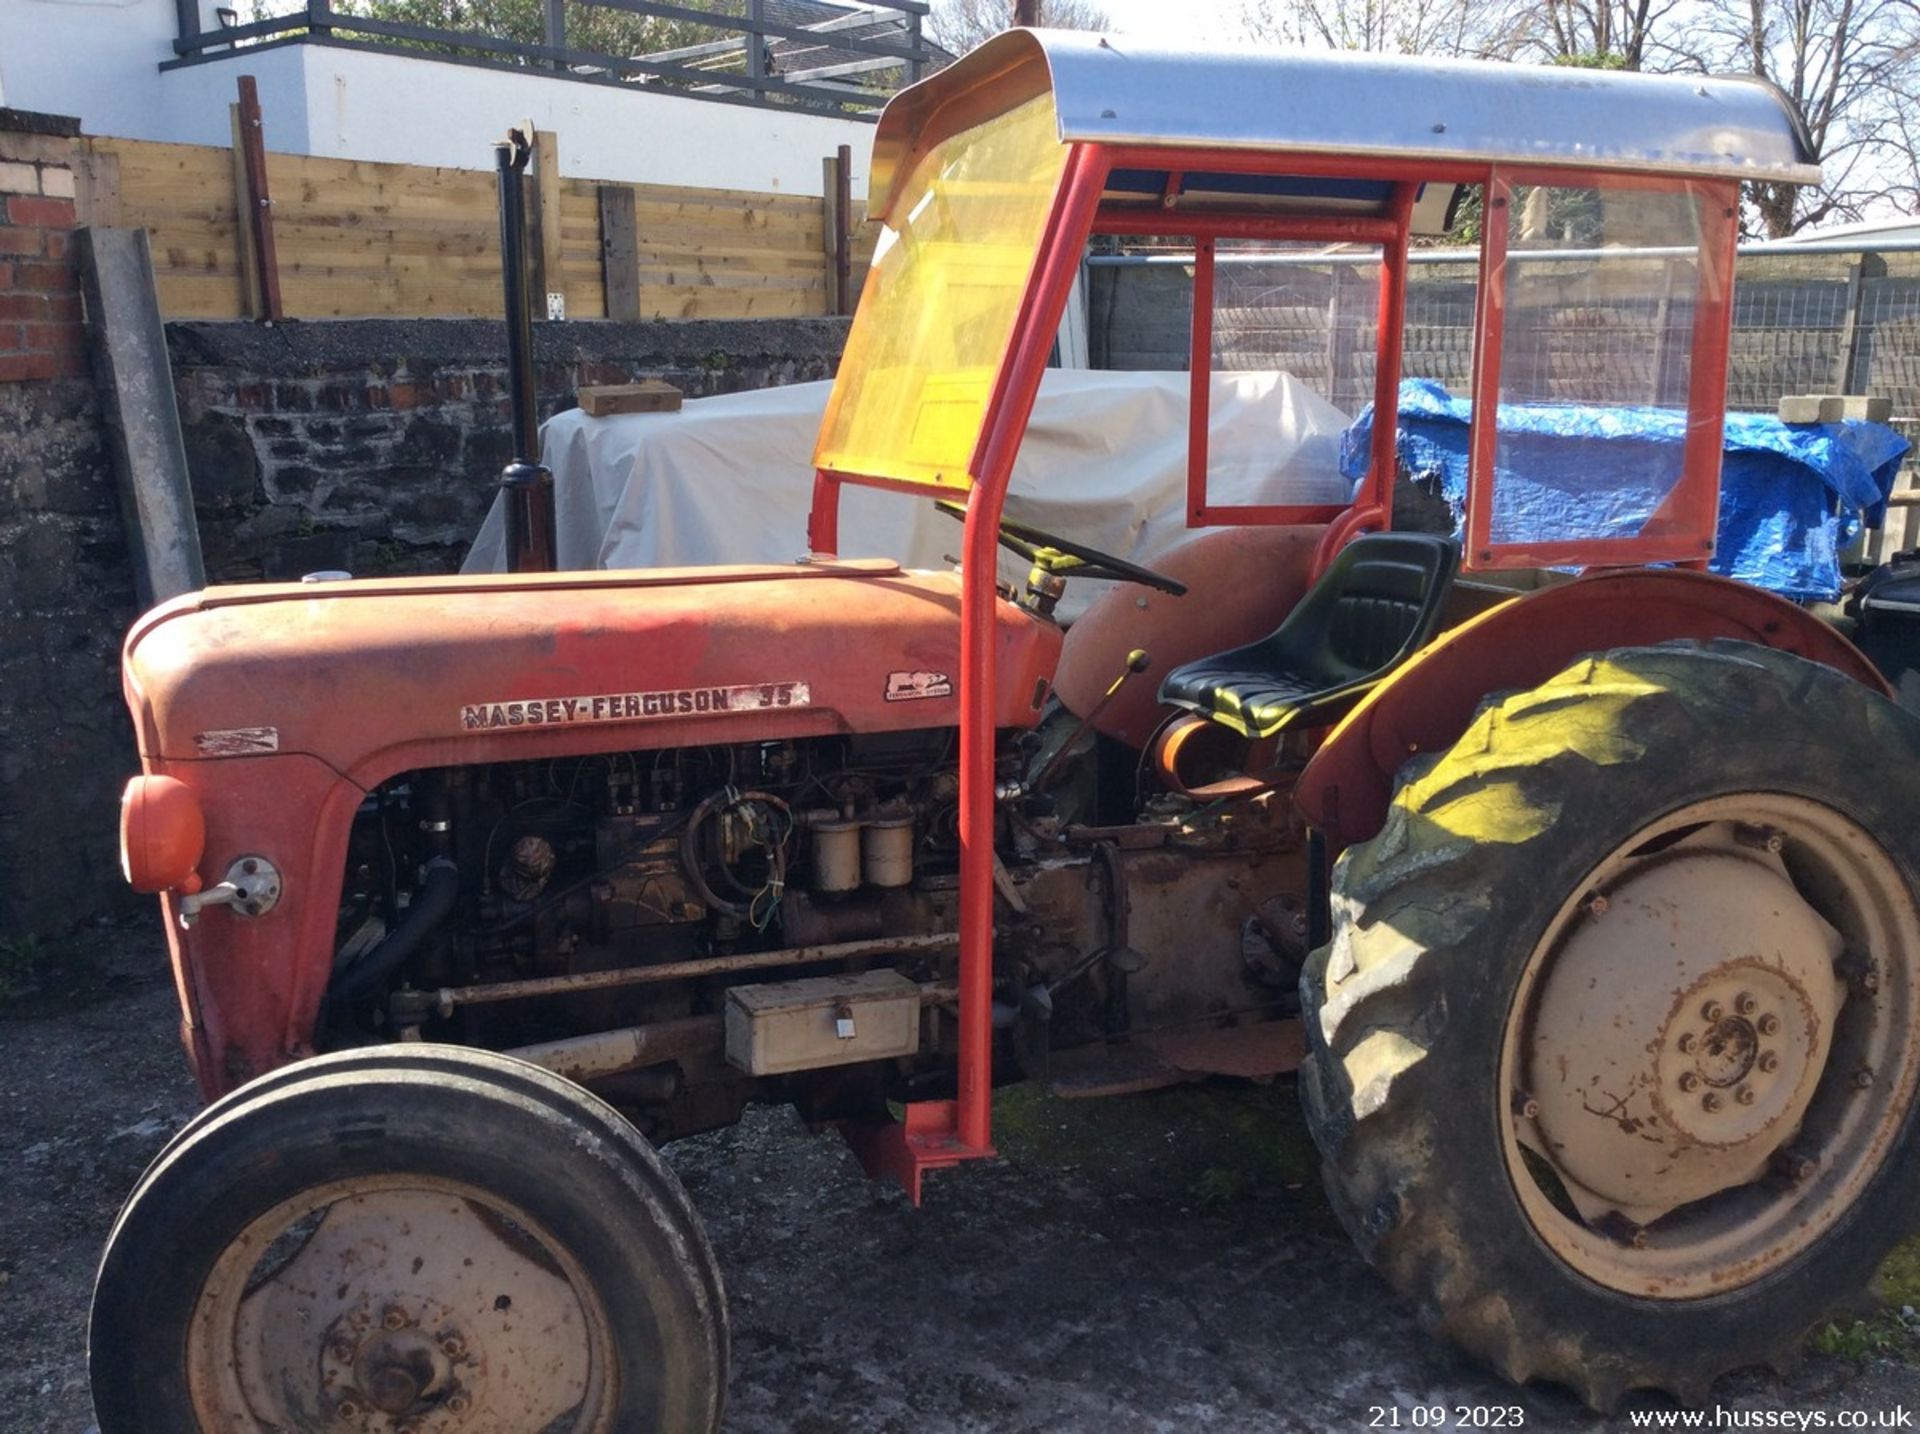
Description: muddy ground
xmin=6 ymin=924 xmax=1920 ymax=1432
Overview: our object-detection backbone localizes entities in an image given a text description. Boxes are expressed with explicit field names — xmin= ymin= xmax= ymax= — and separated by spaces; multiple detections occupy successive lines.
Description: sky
xmin=1081 ymin=0 xmax=1253 ymax=44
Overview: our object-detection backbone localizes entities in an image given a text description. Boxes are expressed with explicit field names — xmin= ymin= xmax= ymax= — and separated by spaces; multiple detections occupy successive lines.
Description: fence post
xmin=822 ymin=147 xmax=852 ymax=316
xmin=530 ymin=129 xmax=565 ymax=320
xmin=1836 ymin=250 xmax=1887 ymax=395
xmin=598 ymin=184 xmax=640 ymax=322
xmin=234 ymin=76 xmax=283 ymax=322
xmin=747 ymin=0 xmax=766 ymax=81
xmin=228 ymin=103 xmax=261 ymax=318
xmin=309 ymin=0 xmax=332 ymax=39
xmin=542 ymin=0 xmax=565 ymax=66
xmin=1323 ymin=263 xmax=1354 ymax=411
xmin=1648 ymin=257 xmax=1678 ymax=404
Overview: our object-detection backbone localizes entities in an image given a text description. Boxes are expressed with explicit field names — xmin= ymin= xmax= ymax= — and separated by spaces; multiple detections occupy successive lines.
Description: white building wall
xmin=0 ymin=0 xmax=872 ymax=198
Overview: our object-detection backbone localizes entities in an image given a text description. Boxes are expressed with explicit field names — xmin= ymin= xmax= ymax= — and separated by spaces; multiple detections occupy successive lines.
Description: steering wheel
xmin=934 ymin=500 xmax=1188 ymax=597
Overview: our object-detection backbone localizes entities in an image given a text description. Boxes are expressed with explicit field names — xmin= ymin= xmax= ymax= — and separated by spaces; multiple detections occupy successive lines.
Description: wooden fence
xmin=72 ymin=129 xmax=873 ymax=323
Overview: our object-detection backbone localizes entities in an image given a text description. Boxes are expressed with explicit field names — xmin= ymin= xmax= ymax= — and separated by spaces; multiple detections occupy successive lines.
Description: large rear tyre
xmin=90 ymin=1045 xmax=728 ymax=1433
xmin=1301 ymin=641 xmax=1920 ymax=1408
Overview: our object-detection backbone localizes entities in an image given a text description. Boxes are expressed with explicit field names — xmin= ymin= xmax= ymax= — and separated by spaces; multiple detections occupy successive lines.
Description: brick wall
xmin=0 ymin=110 xmax=140 ymax=942
xmin=0 ymin=109 xmax=84 ymax=385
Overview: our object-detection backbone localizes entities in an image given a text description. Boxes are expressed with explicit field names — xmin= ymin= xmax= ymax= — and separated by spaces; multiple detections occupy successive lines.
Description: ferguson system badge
xmin=885 ymin=670 xmax=953 ymax=702
xmin=461 ymin=682 xmax=809 ymax=732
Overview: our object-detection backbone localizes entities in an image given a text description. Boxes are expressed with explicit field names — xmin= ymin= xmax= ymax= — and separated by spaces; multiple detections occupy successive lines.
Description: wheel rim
xmin=185 ymin=1175 xmax=619 ymax=1432
xmin=1499 ymin=794 xmax=1920 ymax=1299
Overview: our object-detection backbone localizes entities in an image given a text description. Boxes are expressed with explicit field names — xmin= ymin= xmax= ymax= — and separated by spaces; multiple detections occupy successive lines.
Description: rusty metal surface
xmin=188 ymin=1177 xmax=613 ymax=1431
xmin=1297 ymin=568 xmax=1891 ymax=850
xmin=1139 ymin=1019 xmax=1305 ymax=1079
xmin=1500 ymin=795 xmax=1920 ymax=1298
xmin=1053 ymin=525 xmax=1323 ymax=749
xmin=125 ymin=565 xmax=1057 ymax=1098
xmin=444 ymin=933 xmax=960 ymax=1009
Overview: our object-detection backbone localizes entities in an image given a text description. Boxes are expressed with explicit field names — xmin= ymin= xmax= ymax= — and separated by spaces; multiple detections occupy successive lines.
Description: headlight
xmin=119 ymin=775 xmax=205 ymax=895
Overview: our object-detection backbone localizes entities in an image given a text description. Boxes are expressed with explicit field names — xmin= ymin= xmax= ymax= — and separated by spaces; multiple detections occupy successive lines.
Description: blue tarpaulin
xmin=1340 ymin=379 xmax=1910 ymax=602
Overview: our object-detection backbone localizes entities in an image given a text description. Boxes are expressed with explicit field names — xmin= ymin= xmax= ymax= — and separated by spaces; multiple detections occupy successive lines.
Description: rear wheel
xmin=1301 ymin=641 xmax=1920 ymax=1408
xmin=90 ymin=1045 xmax=728 ymax=1433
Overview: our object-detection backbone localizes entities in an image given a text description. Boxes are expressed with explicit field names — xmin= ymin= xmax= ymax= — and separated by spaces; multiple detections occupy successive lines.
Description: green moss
xmin=989 ymin=1076 xmax=1328 ymax=1211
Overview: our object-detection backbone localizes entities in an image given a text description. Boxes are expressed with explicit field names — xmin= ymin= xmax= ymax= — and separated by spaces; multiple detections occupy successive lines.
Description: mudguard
xmin=1296 ymin=568 xmax=1888 ymax=851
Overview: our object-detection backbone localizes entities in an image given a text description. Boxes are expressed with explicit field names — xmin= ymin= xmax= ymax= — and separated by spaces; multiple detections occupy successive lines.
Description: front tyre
xmin=1301 ymin=641 xmax=1920 ymax=1408
xmin=90 ymin=1045 xmax=728 ymax=1433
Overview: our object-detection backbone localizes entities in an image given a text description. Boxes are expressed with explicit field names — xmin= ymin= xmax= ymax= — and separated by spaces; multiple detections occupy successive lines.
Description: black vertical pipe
xmin=495 ymin=135 xmax=557 ymax=573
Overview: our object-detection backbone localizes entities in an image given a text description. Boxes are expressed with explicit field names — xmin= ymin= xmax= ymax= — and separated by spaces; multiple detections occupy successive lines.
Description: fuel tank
xmin=125 ymin=558 xmax=1061 ymax=781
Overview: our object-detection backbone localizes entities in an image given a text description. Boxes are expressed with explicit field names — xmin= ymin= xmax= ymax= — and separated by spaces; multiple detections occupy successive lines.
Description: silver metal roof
xmin=868 ymin=30 xmax=1819 ymax=222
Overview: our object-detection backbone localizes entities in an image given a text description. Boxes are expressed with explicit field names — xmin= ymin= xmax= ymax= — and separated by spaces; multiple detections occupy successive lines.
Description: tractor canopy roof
xmin=814 ymin=29 xmax=1817 ymax=508
xmin=868 ymin=30 xmax=1820 ymax=226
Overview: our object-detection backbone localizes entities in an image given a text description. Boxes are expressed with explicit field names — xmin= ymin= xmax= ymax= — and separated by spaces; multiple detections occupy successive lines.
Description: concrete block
xmin=1778 ymin=393 xmax=1895 ymax=425
xmin=38 ymin=166 xmax=73 ymax=200
xmin=0 ymin=160 xmax=37 ymax=195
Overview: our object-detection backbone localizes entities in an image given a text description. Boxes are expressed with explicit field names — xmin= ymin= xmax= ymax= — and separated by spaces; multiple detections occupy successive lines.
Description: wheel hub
xmin=1523 ymin=836 xmax=1841 ymax=1223
xmin=1654 ymin=969 xmax=1816 ymax=1148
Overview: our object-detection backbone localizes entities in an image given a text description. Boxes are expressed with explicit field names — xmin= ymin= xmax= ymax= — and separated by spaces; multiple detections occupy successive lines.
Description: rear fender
xmin=1296 ymin=568 xmax=1888 ymax=850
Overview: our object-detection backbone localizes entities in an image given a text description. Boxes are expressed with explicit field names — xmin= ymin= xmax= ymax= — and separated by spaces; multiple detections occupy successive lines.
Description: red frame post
xmin=1464 ymin=170 xmax=1736 ymax=570
xmin=1186 ymin=237 xmax=1215 ymax=525
xmin=953 ymin=144 xmax=1110 ymax=1153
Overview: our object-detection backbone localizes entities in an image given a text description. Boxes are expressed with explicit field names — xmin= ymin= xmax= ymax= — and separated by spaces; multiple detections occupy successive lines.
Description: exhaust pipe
xmin=494 ymin=130 xmax=557 ymax=573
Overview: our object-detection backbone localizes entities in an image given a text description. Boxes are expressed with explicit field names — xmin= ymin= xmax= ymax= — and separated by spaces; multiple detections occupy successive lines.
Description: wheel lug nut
xmin=337 ymin=1399 xmax=362 ymax=1421
xmin=1703 ymin=1001 xmax=1724 ymax=1023
xmin=441 ymin=1335 xmax=467 ymax=1359
xmin=1773 ymin=1148 xmax=1819 ymax=1182
xmin=1736 ymin=1085 xmax=1755 ymax=1105
xmin=447 ymin=1393 xmax=471 ymax=1414
xmin=381 ymin=1305 xmax=408 ymax=1331
xmin=1702 ymin=1091 xmax=1722 ymax=1112
xmin=1510 ymin=1090 xmax=1540 ymax=1120
xmin=1854 ymin=1068 xmax=1875 ymax=1089
xmin=1585 ymin=893 xmax=1609 ymax=917
xmin=1759 ymin=1050 xmax=1780 ymax=1073
xmin=329 ymin=1340 xmax=355 ymax=1363
xmin=1758 ymin=1014 xmax=1780 ymax=1036
xmin=1677 ymin=1033 xmax=1697 ymax=1054
xmin=1679 ymin=1071 xmax=1700 ymax=1092
xmin=1736 ymin=992 xmax=1756 ymax=1015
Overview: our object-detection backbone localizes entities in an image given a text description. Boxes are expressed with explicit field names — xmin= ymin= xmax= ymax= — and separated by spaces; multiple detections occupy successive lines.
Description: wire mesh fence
xmin=1088 ymin=244 xmax=1920 ymax=561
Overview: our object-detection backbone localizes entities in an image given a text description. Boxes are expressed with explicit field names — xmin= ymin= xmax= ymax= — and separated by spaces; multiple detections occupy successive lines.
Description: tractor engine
xmin=330 ymin=730 xmax=965 ymax=1064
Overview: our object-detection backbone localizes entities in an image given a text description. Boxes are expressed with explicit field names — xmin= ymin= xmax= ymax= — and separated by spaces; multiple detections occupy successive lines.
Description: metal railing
xmin=1088 ymin=240 xmax=1920 ymax=557
xmin=168 ymin=0 xmax=937 ymax=117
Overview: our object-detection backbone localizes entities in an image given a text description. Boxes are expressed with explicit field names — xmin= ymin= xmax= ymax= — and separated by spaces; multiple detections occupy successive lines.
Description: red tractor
xmin=94 ymin=31 xmax=1920 ymax=1430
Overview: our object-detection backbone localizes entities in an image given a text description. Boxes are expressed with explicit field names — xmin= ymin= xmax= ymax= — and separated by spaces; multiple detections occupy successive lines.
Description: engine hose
xmin=333 ymin=856 xmax=461 ymax=1003
xmin=678 ymin=788 xmax=791 ymax=922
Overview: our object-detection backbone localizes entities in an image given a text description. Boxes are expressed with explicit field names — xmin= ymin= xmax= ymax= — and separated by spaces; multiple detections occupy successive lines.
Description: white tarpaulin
xmin=465 ymin=369 xmax=1353 ymax=620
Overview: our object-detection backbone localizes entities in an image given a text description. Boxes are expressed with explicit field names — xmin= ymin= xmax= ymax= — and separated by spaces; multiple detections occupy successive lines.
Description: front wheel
xmin=1301 ymin=641 xmax=1920 ymax=1408
xmin=90 ymin=1045 xmax=728 ymax=1433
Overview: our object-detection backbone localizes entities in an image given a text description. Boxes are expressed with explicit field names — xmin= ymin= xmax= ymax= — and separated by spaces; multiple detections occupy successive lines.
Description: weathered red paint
xmin=1053 ymin=524 xmax=1326 ymax=747
xmin=1295 ymin=569 xmax=1890 ymax=852
xmin=123 ymin=561 xmax=1060 ymax=1098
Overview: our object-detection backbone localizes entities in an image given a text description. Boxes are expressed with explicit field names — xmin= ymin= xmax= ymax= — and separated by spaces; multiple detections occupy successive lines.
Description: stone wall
xmin=0 ymin=286 xmax=848 ymax=941
xmin=169 ymin=317 xmax=850 ymax=582
xmin=0 ymin=110 xmax=138 ymax=940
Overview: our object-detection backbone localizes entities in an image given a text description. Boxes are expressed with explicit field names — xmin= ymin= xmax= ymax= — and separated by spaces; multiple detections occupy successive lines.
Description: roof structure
xmin=869 ymin=29 xmax=1821 ymax=220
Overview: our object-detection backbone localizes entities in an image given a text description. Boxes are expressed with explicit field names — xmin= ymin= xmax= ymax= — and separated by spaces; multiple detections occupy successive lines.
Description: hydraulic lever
xmin=1005 ymin=649 xmax=1151 ymax=801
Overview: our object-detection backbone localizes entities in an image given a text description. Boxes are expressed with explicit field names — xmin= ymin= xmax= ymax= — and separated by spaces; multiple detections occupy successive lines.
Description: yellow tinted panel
xmin=813 ymin=93 xmax=1068 ymax=490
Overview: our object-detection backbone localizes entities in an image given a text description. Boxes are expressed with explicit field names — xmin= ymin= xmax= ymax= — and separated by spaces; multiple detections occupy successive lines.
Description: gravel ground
xmin=6 ymin=924 xmax=1920 ymax=1433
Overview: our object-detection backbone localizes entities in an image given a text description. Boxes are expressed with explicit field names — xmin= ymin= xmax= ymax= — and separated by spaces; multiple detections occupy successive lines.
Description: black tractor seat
xmin=1159 ymin=532 xmax=1460 ymax=739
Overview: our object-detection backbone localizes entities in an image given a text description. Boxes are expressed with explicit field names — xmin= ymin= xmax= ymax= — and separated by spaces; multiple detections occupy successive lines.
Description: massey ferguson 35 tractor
xmin=92 ymin=30 xmax=1920 ymax=1430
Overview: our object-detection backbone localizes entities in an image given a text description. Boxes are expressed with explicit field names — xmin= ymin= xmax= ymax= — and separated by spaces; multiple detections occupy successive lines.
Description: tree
xmin=928 ymin=0 xmax=1110 ymax=55
xmin=1690 ymin=0 xmax=1920 ymax=236
xmin=1237 ymin=0 xmax=1505 ymax=55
